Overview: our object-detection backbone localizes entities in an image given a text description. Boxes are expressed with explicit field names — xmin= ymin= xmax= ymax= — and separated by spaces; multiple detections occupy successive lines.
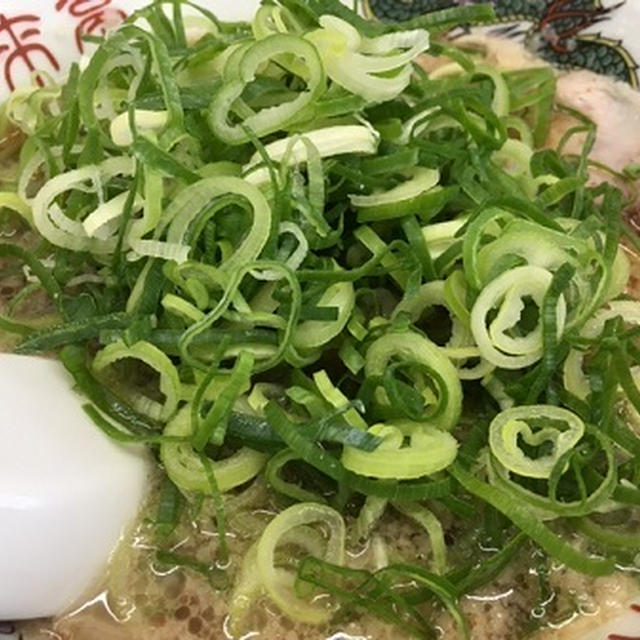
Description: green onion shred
xmin=3 ymin=0 xmax=640 ymax=637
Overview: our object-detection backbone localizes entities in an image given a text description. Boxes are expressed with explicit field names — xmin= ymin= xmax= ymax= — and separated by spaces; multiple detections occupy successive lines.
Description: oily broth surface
xmin=27 ymin=480 xmax=413 ymax=640
xmin=19 ymin=476 xmax=640 ymax=640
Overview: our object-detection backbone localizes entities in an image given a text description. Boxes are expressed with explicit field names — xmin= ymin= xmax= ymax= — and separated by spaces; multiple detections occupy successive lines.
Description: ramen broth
xmin=14 ymin=468 xmax=640 ymax=640
xmin=8 ymin=29 xmax=640 ymax=640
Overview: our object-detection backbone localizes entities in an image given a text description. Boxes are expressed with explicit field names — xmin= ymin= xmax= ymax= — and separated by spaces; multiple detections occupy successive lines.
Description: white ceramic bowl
xmin=1 ymin=0 xmax=640 ymax=101
xmin=1 ymin=2 xmax=640 ymax=639
xmin=0 ymin=0 xmax=262 ymax=102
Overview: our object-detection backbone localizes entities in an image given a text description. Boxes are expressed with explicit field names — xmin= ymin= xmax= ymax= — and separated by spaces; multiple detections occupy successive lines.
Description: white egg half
xmin=0 ymin=354 xmax=150 ymax=620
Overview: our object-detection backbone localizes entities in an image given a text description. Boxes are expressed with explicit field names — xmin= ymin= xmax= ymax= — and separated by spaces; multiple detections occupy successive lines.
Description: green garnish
xmin=2 ymin=0 xmax=640 ymax=638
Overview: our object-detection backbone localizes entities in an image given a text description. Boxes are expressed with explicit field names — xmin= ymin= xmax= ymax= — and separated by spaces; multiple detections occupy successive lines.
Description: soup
xmin=4 ymin=2 xmax=640 ymax=639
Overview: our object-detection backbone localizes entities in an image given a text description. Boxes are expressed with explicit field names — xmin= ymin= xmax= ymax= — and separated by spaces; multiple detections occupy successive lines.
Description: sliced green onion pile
xmin=2 ymin=0 xmax=640 ymax=637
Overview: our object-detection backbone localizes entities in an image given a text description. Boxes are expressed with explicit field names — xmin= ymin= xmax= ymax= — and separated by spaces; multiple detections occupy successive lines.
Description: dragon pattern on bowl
xmin=364 ymin=0 xmax=640 ymax=86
